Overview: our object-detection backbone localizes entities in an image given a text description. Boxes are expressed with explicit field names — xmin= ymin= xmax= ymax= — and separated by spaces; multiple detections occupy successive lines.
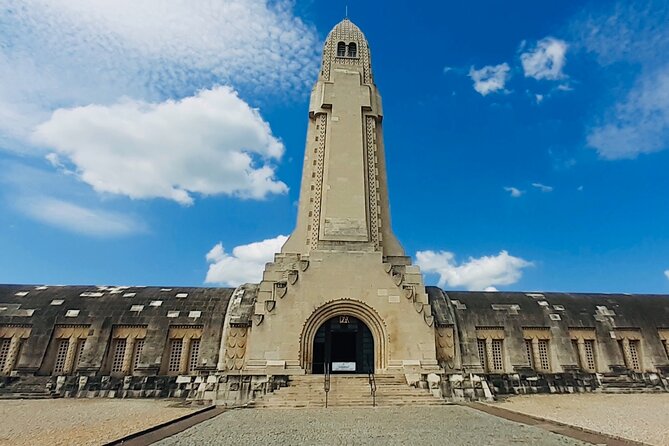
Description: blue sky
xmin=1 ymin=0 xmax=668 ymax=293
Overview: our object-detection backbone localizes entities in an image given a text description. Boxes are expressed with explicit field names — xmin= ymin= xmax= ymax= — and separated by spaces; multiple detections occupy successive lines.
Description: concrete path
xmin=155 ymin=405 xmax=588 ymax=445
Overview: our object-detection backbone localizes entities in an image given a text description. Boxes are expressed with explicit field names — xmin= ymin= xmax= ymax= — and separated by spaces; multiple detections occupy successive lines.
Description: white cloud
xmin=572 ymin=1 xmax=669 ymax=159
xmin=504 ymin=186 xmax=524 ymax=198
xmin=587 ymin=68 xmax=669 ymax=159
xmin=16 ymin=196 xmax=144 ymax=237
xmin=532 ymin=182 xmax=554 ymax=192
xmin=664 ymin=269 xmax=669 ymax=280
xmin=0 ymin=0 xmax=319 ymax=147
xmin=205 ymin=235 xmax=288 ymax=286
xmin=520 ymin=38 xmax=568 ymax=80
xmin=535 ymin=94 xmax=545 ymax=104
xmin=468 ymin=63 xmax=511 ymax=96
xmin=484 ymin=286 xmax=499 ymax=292
xmin=416 ymin=250 xmax=533 ymax=291
xmin=32 ymin=87 xmax=287 ymax=205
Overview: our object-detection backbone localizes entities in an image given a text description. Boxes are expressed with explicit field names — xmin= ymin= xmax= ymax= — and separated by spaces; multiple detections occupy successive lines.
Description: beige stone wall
xmin=243 ymin=251 xmax=438 ymax=374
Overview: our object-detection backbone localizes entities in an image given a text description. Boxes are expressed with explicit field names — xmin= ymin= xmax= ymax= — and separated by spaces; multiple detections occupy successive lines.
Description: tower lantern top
xmin=321 ymin=18 xmax=373 ymax=84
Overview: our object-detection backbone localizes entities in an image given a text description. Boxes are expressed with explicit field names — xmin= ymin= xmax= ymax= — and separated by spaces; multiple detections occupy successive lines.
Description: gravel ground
xmin=495 ymin=393 xmax=669 ymax=446
xmin=156 ymin=406 xmax=587 ymax=446
xmin=0 ymin=399 xmax=196 ymax=446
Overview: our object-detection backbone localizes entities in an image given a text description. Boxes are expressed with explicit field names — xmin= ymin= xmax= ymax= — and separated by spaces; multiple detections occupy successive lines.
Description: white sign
xmin=332 ymin=362 xmax=356 ymax=372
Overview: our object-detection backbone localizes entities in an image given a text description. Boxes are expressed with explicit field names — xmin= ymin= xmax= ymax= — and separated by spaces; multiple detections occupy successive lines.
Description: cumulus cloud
xmin=587 ymin=68 xmax=669 ymax=159
xmin=468 ymin=63 xmax=511 ymax=96
xmin=416 ymin=250 xmax=533 ymax=291
xmin=0 ymin=0 xmax=319 ymax=139
xmin=16 ymin=196 xmax=144 ymax=237
xmin=504 ymin=186 xmax=524 ymax=198
xmin=665 ymin=269 xmax=669 ymax=280
xmin=205 ymin=235 xmax=288 ymax=286
xmin=532 ymin=182 xmax=554 ymax=192
xmin=32 ymin=87 xmax=287 ymax=205
xmin=572 ymin=0 xmax=669 ymax=159
xmin=520 ymin=37 xmax=568 ymax=80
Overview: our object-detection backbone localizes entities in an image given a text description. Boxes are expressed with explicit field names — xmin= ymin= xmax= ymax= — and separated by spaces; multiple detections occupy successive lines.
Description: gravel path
xmin=495 ymin=393 xmax=669 ymax=446
xmin=156 ymin=406 xmax=587 ymax=445
xmin=0 ymin=399 xmax=196 ymax=446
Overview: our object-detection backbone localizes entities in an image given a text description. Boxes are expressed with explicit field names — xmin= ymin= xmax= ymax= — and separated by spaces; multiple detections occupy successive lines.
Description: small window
xmin=337 ymin=41 xmax=346 ymax=57
xmin=628 ymin=340 xmax=641 ymax=371
xmin=477 ymin=339 xmax=486 ymax=370
xmin=53 ymin=339 xmax=70 ymax=374
xmin=584 ymin=340 xmax=596 ymax=370
xmin=491 ymin=339 xmax=504 ymax=371
xmin=538 ymin=339 xmax=551 ymax=371
xmin=73 ymin=339 xmax=86 ymax=371
xmin=0 ymin=338 xmax=11 ymax=372
xmin=347 ymin=42 xmax=357 ymax=57
xmin=168 ymin=339 xmax=183 ymax=373
xmin=111 ymin=339 xmax=127 ymax=373
xmin=188 ymin=339 xmax=201 ymax=373
xmin=133 ymin=339 xmax=145 ymax=373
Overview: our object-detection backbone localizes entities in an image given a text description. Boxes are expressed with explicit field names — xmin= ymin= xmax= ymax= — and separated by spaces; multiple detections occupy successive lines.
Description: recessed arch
xmin=300 ymin=299 xmax=387 ymax=372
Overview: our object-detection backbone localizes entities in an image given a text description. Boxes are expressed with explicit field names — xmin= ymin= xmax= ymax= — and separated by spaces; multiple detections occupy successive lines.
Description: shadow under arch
xmin=300 ymin=299 xmax=388 ymax=373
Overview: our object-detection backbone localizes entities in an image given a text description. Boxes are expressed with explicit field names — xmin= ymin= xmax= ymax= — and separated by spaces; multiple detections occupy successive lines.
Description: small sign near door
xmin=332 ymin=362 xmax=356 ymax=372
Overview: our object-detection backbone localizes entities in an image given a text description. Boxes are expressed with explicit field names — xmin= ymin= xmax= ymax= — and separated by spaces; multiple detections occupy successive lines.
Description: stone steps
xmin=254 ymin=374 xmax=445 ymax=408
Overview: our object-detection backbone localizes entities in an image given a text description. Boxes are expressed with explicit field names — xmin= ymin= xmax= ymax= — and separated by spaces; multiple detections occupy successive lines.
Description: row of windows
xmin=336 ymin=41 xmax=357 ymax=58
xmin=476 ymin=337 xmax=648 ymax=373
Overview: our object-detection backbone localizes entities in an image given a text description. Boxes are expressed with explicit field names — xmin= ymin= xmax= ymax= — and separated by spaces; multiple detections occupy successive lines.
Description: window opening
xmin=53 ymin=339 xmax=69 ymax=374
xmin=133 ymin=339 xmax=145 ymax=372
xmin=584 ymin=340 xmax=596 ymax=371
xmin=111 ymin=339 xmax=127 ymax=373
xmin=0 ymin=338 xmax=11 ymax=371
xmin=188 ymin=339 xmax=201 ymax=373
xmin=337 ymin=41 xmax=346 ymax=57
xmin=491 ymin=339 xmax=504 ymax=372
xmin=538 ymin=340 xmax=550 ymax=371
xmin=168 ymin=339 xmax=183 ymax=373
xmin=477 ymin=339 xmax=486 ymax=370
xmin=347 ymin=42 xmax=357 ymax=57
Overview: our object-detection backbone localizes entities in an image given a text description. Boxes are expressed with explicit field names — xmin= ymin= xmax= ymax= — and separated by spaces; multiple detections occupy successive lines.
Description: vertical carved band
xmin=309 ymin=114 xmax=327 ymax=250
xmin=365 ymin=116 xmax=380 ymax=249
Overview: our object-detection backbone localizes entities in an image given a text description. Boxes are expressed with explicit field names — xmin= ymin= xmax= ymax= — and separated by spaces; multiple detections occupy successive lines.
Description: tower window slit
xmin=53 ymin=339 xmax=69 ymax=374
xmin=337 ymin=41 xmax=346 ymax=57
xmin=347 ymin=42 xmax=357 ymax=57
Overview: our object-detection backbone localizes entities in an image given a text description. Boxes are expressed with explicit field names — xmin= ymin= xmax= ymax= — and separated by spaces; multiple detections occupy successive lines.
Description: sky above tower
xmin=1 ymin=0 xmax=668 ymax=293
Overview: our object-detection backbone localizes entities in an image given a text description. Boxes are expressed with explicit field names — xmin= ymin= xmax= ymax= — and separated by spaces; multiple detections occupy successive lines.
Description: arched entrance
xmin=300 ymin=299 xmax=387 ymax=373
xmin=312 ymin=315 xmax=374 ymax=374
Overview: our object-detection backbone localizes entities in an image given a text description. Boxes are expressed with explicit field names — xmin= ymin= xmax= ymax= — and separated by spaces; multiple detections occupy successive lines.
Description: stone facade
xmin=1 ymin=19 xmax=668 ymax=403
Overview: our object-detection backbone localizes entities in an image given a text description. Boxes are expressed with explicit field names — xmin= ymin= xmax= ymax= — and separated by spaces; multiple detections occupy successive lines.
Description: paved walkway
xmin=155 ymin=406 xmax=587 ymax=445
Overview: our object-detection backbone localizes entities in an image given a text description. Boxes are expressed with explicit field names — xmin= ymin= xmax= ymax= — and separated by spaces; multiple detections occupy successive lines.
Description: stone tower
xmin=221 ymin=19 xmax=439 ymax=376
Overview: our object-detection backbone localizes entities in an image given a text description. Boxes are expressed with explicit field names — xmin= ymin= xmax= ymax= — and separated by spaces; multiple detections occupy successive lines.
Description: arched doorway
xmin=312 ymin=315 xmax=374 ymax=374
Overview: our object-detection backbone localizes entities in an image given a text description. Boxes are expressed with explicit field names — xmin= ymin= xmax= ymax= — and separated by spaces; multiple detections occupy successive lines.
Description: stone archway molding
xmin=300 ymin=298 xmax=388 ymax=372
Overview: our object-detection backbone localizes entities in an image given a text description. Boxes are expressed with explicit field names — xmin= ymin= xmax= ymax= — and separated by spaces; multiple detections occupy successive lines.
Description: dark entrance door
xmin=312 ymin=315 xmax=373 ymax=374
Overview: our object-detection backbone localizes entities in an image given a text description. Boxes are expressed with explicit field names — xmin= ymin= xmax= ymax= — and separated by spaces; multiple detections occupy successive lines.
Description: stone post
xmin=576 ymin=338 xmax=589 ymax=370
xmin=121 ymin=337 xmax=136 ymax=375
xmin=531 ymin=338 xmax=541 ymax=370
xmin=485 ymin=338 xmax=494 ymax=372
xmin=621 ymin=338 xmax=632 ymax=370
xmin=62 ymin=336 xmax=79 ymax=375
xmin=2 ymin=336 xmax=22 ymax=375
xmin=179 ymin=336 xmax=192 ymax=374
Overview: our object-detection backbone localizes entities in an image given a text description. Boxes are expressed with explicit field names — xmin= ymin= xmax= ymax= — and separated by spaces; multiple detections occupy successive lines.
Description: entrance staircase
xmin=0 ymin=376 xmax=60 ymax=399
xmin=598 ymin=373 xmax=666 ymax=394
xmin=253 ymin=374 xmax=446 ymax=408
